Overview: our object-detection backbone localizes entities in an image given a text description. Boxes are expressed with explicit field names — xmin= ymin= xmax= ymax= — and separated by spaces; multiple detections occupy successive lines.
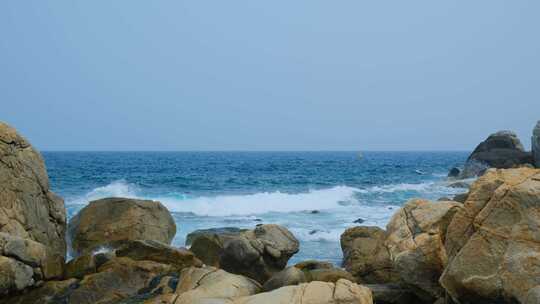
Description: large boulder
xmin=68 ymin=197 xmax=176 ymax=257
xmin=440 ymin=168 xmax=540 ymax=303
xmin=0 ymin=122 xmax=66 ymax=295
xmin=461 ymin=130 xmax=533 ymax=177
xmin=172 ymin=266 xmax=261 ymax=304
xmin=340 ymin=226 xmax=398 ymax=284
xmin=533 ymin=121 xmax=540 ymax=168
xmin=385 ymin=199 xmax=462 ymax=302
xmin=232 ymin=279 xmax=373 ymax=304
xmin=188 ymin=224 xmax=299 ymax=284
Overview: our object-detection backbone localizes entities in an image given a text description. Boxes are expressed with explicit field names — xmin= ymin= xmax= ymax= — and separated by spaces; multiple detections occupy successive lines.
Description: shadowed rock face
xmin=67 ymin=197 xmax=176 ymax=257
xmin=441 ymin=168 xmax=540 ymax=304
xmin=461 ymin=131 xmax=533 ymax=178
xmin=533 ymin=121 xmax=540 ymax=168
xmin=189 ymin=224 xmax=299 ymax=284
xmin=0 ymin=122 xmax=66 ymax=295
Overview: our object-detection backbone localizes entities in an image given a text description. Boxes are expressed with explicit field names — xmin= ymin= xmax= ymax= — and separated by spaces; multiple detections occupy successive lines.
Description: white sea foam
xmin=364 ymin=180 xmax=462 ymax=194
xmin=66 ymin=180 xmax=139 ymax=206
xmin=67 ymin=179 xmax=461 ymax=217
xmin=157 ymin=186 xmax=362 ymax=216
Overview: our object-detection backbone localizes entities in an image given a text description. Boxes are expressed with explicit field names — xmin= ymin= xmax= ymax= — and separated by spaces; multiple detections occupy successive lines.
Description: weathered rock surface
xmin=68 ymin=197 xmax=176 ymax=257
xmin=0 ymin=122 xmax=66 ymax=295
xmin=533 ymin=121 xmax=540 ymax=168
xmin=440 ymin=168 xmax=540 ymax=304
xmin=341 ymin=226 xmax=398 ymax=284
xmin=461 ymin=130 xmax=533 ymax=177
xmin=187 ymin=227 xmax=246 ymax=267
xmin=233 ymin=279 xmax=373 ymax=304
xmin=1 ymin=256 xmax=177 ymax=304
xmin=385 ymin=199 xmax=462 ymax=302
xmin=189 ymin=224 xmax=299 ymax=284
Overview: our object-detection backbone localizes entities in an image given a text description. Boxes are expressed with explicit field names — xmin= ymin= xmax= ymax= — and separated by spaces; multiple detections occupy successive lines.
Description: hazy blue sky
xmin=1 ymin=1 xmax=539 ymax=151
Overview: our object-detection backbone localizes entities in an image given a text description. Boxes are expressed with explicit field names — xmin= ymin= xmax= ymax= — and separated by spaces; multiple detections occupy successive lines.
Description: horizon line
xmin=41 ymin=149 xmax=472 ymax=153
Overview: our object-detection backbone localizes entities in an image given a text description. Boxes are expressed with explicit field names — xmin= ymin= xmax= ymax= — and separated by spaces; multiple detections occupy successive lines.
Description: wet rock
xmin=448 ymin=181 xmax=469 ymax=189
xmin=68 ymin=197 xmax=176 ymax=257
xmin=447 ymin=167 xmax=461 ymax=178
xmin=441 ymin=168 xmax=540 ymax=303
xmin=340 ymin=226 xmax=398 ymax=284
xmin=353 ymin=218 xmax=365 ymax=224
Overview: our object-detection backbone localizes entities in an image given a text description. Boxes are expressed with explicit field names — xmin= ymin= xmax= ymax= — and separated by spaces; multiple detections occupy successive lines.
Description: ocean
xmin=43 ymin=151 xmax=468 ymax=265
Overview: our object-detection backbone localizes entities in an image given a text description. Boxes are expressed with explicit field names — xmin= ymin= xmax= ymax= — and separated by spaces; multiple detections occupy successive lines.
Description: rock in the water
xmin=340 ymin=226 xmax=398 ymax=284
xmin=461 ymin=130 xmax=533 ymax=177
xmin=533 ymin=121 xmax=540 ymax=168
xmin=115 ymin=239 xmax=202 ymax=271
xmin=448 ymin=181 xmax=469 ymax=189
xmin=0 ymin=122 xmax=67 ymax=295
xmin=68 ymin=197 xmax=176 ymax=257
xmin=385 ymin=199 xmax=462 ymax=302
xmin=441 ymin=168 xmax=540 ymax=304
xmin=189 ymin=224 xmax=299 ymax=284
xmin=353 ymin=218 xmax=365 ymax=224
xmin=447 ymin=167 xmax=461 ymax=178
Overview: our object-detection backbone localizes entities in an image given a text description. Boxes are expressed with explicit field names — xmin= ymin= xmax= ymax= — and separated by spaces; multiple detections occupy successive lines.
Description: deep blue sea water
xmin=43 ymin=151 xmax=468 ymax=264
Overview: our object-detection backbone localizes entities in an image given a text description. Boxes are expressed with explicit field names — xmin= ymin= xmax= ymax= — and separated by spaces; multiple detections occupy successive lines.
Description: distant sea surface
xmin=43 ymin=151 xmax=468 ymax=264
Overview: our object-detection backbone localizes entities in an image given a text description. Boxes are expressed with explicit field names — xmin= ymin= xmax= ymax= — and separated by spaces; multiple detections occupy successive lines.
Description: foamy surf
xmin=66 ymin=179 xmax=463 ymax=217
xmin=156 ymin=186 xmax=362 ymax=216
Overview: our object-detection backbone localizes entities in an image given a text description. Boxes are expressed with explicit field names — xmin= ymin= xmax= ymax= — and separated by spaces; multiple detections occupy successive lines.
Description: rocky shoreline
xmin=1 ymin=121 xmax=540 ymax=304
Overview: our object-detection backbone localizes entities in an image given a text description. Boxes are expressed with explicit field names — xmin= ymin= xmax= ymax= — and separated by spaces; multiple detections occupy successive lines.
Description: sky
xmin=1 ymin=1 xmax=539 ymax=151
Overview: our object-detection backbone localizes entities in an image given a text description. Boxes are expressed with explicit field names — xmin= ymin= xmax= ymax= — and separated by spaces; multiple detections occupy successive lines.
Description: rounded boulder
xmin=68 ymin=197 xmax=176 ymax=257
